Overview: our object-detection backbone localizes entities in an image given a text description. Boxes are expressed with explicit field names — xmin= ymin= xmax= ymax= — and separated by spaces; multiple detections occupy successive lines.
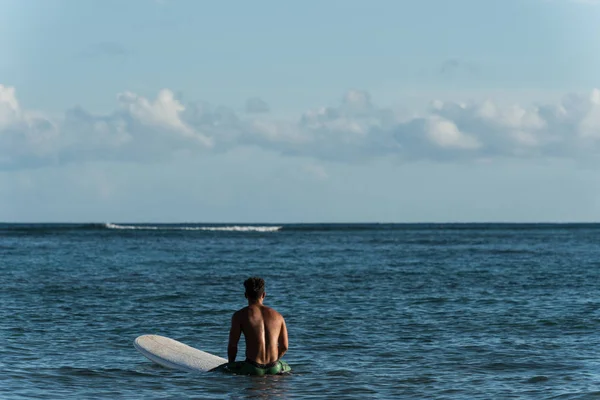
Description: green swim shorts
xmin=212 ymin=359 xmax=291 ymax=376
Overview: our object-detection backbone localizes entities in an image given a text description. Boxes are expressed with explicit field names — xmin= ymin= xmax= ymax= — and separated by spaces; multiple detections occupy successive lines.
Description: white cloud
xmin=0 ymin=84 xmax=60 ymax=168
xmin=2 ymin=83 xmax=600 ymax=170
xmin=0 ymin=85 xmax=216 ymax=169
xmin=0 ymin=85 xmax=19 ymax=128
xmin=424 ymin=116 xmax=480 ymax=149
xmin=117 ymin=89 xmax=212 ymax=146
xmin=579 ymin=89 xmax=600 ymax=138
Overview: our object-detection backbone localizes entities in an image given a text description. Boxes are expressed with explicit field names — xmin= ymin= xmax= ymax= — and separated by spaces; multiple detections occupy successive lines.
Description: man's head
xmin=244 ymin=277 xmax=266 ymax=302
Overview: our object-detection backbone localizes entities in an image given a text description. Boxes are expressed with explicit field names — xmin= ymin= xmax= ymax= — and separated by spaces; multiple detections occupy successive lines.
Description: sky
xmin=1 ymin=0 xmax=600 ymax=222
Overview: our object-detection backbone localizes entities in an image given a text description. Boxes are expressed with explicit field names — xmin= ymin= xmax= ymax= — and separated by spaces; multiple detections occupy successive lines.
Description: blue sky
xmin=1 ymin=0 xmax=600 ymax=222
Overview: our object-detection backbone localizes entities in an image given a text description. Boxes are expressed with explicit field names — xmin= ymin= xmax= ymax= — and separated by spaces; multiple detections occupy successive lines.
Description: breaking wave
xmin=104 ymin=223 xmax=282 ymax=232
xmin=3 ymin=223 xmax=598 ymax=236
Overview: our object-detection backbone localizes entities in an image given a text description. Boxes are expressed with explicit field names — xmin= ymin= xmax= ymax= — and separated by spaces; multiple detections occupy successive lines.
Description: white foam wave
xmin=104 ymin=223 xmax=281 ymax=232
xmin=199 ymin=226 xmax=281 ymax=232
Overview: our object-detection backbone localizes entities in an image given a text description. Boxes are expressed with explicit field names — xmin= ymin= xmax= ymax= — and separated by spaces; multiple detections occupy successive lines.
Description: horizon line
xmin=2 ymin=221 xmax=599 ymax=225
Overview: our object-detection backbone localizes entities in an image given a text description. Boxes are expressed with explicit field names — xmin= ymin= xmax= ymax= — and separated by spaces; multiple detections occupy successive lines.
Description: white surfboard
xmin=134 ymin=334 xmax=227 ymax=373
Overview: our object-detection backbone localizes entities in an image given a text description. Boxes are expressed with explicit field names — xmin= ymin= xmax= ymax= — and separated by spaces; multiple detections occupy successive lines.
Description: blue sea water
xmin=2 ymin=223 xmax=600 ymax=399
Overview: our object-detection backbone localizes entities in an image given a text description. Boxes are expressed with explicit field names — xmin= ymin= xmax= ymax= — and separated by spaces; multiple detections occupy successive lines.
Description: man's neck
xmin=247 ymin=299 xmax=263 ymax=306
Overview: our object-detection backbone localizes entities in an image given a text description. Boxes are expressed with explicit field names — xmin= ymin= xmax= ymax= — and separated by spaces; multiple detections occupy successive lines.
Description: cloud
xmin=2 ymin=83 xmax=600 ymax=170
xmin=0 ymin=84 xmax=211 ymax=169
xmin=424 ymin=116 xmax=481 ymax=150
xmin=0 ymin=85 xmax=60 ymax=168
xmin=245 ymin=97 xmax=270 ymax=113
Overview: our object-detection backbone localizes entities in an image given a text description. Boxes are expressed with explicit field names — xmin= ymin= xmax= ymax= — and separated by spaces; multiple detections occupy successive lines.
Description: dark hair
xmin=244 ymin=277 xmax=265 ymax=300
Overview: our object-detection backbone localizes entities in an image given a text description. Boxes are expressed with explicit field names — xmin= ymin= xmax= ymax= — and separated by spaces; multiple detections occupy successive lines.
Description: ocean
xmin=2 ymin=223 xmax=600 ymax=399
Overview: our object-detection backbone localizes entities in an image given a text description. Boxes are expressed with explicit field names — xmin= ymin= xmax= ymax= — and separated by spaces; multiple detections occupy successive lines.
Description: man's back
xmin=220 ymin=276 xmax=290 ymax=376
xmin=233 ymin=304 xmax=287 ymax=365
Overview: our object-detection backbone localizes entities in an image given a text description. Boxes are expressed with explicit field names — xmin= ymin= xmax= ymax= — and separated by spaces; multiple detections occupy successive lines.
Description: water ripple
xmin=2 ymin=224 xmax=600 ymax=398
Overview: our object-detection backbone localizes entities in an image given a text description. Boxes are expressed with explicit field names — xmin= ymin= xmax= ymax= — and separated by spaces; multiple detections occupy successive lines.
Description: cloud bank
xmin=2 ymin=83 xmax=600 ymax=170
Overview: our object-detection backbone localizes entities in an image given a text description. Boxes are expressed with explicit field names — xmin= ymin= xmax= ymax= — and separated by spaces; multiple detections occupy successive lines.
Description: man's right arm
xmin=277 ymin=317 xmax=288 ymax=359
xmin=227 ymin=312 xmax=242 ymax=363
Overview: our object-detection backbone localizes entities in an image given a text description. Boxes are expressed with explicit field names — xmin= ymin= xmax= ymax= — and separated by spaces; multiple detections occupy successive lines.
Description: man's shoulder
xmin=235 ymin=306 xmax=250 ymax=313
xmin=232 ymin=307 xmax=249 ymax=318
xmin=263 ymin=305 xmax=285 ymax=319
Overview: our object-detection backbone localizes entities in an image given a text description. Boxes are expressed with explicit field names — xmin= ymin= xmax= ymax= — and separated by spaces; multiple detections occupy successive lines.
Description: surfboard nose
xmin=133 ymin=334 xmax=227 ymax=373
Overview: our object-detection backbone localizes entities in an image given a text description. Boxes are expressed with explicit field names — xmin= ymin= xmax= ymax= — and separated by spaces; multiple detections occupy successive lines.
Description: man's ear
xmin=244 ymin=292 xmax=248 ymax=299
xmin=262 ymin=292 xmax=266 ymax=299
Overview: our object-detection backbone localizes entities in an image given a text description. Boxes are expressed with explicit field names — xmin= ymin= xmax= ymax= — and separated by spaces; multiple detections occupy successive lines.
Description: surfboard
xmin=134 ymin=334 xmax=227 ymax=373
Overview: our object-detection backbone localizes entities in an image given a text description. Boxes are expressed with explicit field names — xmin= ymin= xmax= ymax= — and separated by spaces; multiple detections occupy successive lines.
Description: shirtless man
xmin=214 ymin=277 xmax=291 ymax=375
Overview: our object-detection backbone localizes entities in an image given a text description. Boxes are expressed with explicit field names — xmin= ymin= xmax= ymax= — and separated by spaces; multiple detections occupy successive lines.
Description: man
xmin=213 ymin=277 xmax=291 ymax=376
